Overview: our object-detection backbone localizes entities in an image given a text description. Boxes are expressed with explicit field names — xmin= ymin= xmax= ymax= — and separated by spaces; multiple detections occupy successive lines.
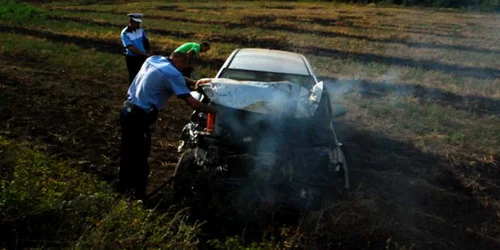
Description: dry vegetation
xmin=1 ymin=1 xmax=499 ymax=249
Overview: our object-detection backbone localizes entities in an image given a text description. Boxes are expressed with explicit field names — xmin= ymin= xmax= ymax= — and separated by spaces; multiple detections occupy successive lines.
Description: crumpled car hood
xmin=200 ymin=78 xmax=323 ymax=118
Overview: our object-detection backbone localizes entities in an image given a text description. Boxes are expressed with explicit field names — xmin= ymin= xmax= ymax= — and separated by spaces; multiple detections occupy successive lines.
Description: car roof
xmin=224 ymin=48 xmax=312 ymax=76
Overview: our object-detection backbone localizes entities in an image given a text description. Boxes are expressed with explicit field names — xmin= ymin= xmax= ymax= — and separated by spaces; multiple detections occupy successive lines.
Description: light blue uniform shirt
xmin=127 ymin=56 xmax=190 ymax=111
xmin=121 ymin=27 xmax=148 ymax=56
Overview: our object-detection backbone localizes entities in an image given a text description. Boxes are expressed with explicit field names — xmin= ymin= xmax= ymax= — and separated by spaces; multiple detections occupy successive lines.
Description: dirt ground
xmin=1 ymin=42 xmax=499 ymax=249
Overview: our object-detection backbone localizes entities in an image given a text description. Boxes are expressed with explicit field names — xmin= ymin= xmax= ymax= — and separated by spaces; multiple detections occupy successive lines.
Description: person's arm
xmin=172 ymin=74 xmax=215 ymax=113
xmin=182 ymin=95 xmax=216 ymax=114
xmin=127 ymin=45 xmax=148 ymax=56
xmin=184 ymin=77 xmax=196 ymax=89
xmin=143 ymin=30 xmax=151 ymax=54
xmin=186 ymin=49 xmax=195 ymax=60
xmin=195 ymin=78 xmax=212 ymax=89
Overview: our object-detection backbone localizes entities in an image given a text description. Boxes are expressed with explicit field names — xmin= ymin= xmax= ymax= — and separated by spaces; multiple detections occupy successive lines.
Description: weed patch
xmin=0 ymin=0 xmax=46 ymax=24
xmin=0 ymin=137 xmax=202 ymax=249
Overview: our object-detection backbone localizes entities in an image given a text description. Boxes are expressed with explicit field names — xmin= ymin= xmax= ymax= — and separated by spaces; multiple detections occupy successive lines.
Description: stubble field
xmin=1 ymin=1 xmax=499 ymax=249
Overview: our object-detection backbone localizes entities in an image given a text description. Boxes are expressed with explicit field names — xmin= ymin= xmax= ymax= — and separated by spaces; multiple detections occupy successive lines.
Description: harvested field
xmin=1 ymin=1 xmax=499 ymax=249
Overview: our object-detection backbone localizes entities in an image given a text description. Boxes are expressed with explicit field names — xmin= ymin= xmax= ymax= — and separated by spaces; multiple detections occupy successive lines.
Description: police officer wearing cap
xmin=121 ymin=13 xmax=150 ymax=83
xmin=117 ymin=51 xmax=216 ymax=200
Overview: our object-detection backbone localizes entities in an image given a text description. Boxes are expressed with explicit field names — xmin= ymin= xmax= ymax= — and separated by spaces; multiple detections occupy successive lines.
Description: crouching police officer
xmin=117 ymin=51 xmax=216 ymax=200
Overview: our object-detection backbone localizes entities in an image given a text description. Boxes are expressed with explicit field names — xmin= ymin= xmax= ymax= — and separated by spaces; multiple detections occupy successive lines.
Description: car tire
xmin=172 ymin=149 xmax=199 ymax=199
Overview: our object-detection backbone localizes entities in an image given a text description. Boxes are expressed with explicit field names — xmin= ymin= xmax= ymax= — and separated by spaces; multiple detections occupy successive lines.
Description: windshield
xmin=219 ymin=68 xmax=316 ymax=89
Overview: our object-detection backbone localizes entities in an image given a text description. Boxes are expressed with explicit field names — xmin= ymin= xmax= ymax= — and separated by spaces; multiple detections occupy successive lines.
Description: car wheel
xmin=172 ymin=149 xmax=199 ymax=199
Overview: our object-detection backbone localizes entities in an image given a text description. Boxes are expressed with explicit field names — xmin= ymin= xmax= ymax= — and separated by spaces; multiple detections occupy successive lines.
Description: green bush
xmin=0 ymin=0 xmax=46 ymax=23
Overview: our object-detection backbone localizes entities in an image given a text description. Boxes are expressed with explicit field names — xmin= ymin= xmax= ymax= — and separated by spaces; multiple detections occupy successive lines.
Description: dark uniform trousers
xmin=125 ymin=55 xmax=147 ymax=83
xmin=117 ymin=103 xmax=158 ymax=200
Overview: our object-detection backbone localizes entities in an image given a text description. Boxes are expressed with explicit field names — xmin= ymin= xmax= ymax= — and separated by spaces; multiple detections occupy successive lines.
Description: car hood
xmin=200 ymin=78 xmax=323 ymax=118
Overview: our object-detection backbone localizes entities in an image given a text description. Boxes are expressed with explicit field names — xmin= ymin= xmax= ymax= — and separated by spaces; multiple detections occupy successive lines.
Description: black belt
xmin=123 ymin=101 xmax=158 ymax=126
xmin=123 ymin=101 xmax=155 ymax=114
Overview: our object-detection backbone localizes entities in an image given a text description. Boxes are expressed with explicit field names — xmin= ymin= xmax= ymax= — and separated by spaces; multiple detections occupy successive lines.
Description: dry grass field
xmin=1 ymin=1 xmax=499 ymax=249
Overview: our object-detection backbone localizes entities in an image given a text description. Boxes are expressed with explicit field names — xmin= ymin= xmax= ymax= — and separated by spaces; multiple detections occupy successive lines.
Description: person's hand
xmin=195 ymin=78 xmax=212 ymax=89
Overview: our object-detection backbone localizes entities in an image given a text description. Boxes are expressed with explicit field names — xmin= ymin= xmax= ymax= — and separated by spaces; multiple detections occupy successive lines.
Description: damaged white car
xmin=173 ymin=48 xmax=350 ymax=211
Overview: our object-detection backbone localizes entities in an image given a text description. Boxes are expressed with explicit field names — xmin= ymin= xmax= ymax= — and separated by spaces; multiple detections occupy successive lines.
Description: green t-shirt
xmin=174 ymin=43 xmax=200 ymax=56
